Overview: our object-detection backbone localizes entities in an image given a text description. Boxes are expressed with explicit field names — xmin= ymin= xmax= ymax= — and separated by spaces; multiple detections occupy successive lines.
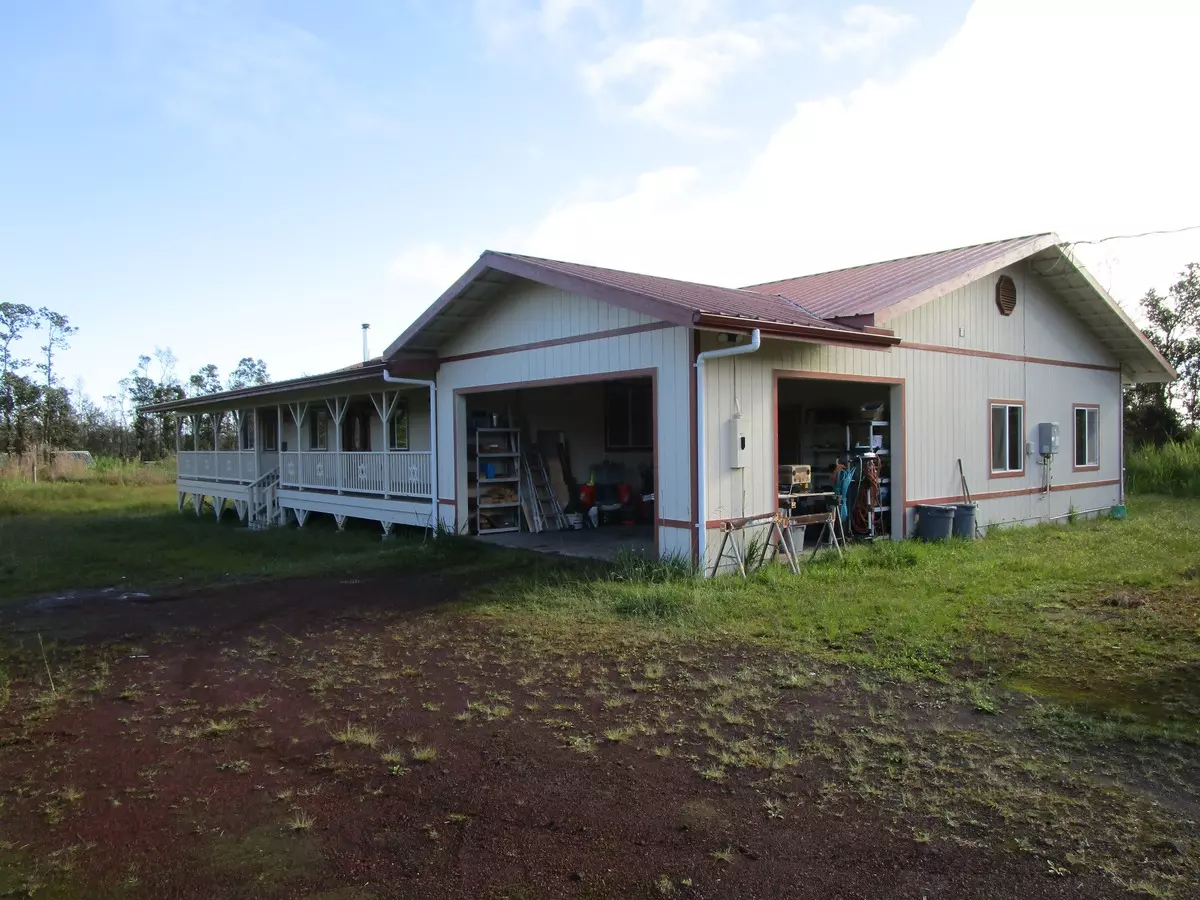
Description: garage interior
xmin=776 ymin=377 xmax=896 ymax=543
xmin=464 ymin=377 xmax=656 ymax=560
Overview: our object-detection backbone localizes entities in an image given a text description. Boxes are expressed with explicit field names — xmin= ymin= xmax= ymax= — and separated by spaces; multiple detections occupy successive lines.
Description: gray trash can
xmin=916 ymin=505 xmax=956 ymax=541
xmin=952 ymin=503 xmax=977 ymax=539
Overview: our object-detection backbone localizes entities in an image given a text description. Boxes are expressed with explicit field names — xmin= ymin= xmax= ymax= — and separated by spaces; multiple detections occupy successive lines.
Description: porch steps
xmin=521 ymin=449 xmax=569 ymax=533
xmin=247 ymin=466 xmax=282 ymax=529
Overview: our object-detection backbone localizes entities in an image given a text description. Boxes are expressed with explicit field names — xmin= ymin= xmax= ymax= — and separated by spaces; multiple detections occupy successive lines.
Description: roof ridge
xmin=742 ymin=232 xmax=1055 ymax=289
xmin=495 ymin=250 xmax=858 ymax=307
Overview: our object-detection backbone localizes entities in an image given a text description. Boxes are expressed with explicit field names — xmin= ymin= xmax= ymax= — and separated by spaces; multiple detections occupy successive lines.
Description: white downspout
xmin=382 ymin=371 xmax=439 ymax=532
xmin=695 ymin=328 xmax=761 ymax=573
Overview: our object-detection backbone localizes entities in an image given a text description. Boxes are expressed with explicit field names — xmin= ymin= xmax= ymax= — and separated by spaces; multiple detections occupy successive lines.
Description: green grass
xmin=0 ymin=480 xmax=178 ymax=516
xmin=1127 ymin=436 xmax=1200 ymax=497
xmin=0 ymin=481 xmax=489 ymax=604
xmin=3 ymin=479 xmax=1198 ymax=743
xmin=476 ymin=497 xmax=1200 ymax=731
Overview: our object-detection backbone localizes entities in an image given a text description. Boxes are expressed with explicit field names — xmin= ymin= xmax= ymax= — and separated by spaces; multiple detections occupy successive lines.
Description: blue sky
xmin=2 ymin=0 xmax=1199 ymax=401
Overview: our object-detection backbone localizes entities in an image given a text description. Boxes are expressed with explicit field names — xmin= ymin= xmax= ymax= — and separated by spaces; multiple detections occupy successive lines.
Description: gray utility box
xmin=1038 ymin=422 xmax=1060 ymax=457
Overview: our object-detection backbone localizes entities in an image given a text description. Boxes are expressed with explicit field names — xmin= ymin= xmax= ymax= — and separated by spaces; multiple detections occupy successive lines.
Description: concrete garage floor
xmin=477 ymin=524 xmax=655 ymax=561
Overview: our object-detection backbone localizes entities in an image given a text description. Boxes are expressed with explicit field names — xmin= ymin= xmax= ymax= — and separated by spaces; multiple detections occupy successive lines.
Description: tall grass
xmin=1126 ymin=436 xmax=1200 ymax=497
xmin=0 ymin=454 xmax=174 ymax=486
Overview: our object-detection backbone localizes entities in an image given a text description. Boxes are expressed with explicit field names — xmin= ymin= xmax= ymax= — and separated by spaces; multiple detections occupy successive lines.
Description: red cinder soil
xmin=0 ymin=575 xmax=1148 ymax=899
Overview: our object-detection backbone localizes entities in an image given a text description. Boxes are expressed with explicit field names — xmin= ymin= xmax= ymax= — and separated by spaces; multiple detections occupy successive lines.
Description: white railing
xmin=177 ymin=451 xmax=257 ymax=484
xmin=278 ymin=450 xmax=432 ymax=498
xmin=390 ymin=451 xmax=432 ymax=498
xmin=342 ymin=451 xmax=386 ymax=494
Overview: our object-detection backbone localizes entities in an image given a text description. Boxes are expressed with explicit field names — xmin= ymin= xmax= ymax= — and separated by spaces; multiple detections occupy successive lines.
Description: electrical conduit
xmin=695 ymin=329 xmax=761 ymax=572
xmin=382 ymin=371 xmax=440 ymax=532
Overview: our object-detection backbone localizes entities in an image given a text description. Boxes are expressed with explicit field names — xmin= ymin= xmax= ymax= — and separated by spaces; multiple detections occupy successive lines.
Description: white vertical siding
xmin=436 ymin=299 xmax=692 ymax=554
xmin=892 ymin=262 xmax=1120 ymax=367
xmin=441 ymin=281 xmax=657 ymax=357
xmin=701 ymin=266 xmax=1123 ymax=571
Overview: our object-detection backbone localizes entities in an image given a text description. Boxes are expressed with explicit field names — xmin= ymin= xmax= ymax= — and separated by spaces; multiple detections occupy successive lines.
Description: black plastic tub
xmin=952 ymin=503 xmax=978 ymax=539
xmin=916 ymin=504 xmax=956 ymax=541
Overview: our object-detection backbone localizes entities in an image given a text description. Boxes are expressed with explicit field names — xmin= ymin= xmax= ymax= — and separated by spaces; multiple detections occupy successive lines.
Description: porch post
xmin=277 ymin=404 xmax=283 ymax=471
xmin=288 ymin=402 xmax=308 ymax=491
xmin=326 ymin=397 xmax=347 ymax=495
xmin=429 ymin=381 xmax=438 ymax=527
xmin=370 ymin=390 xmax=398 ymax=500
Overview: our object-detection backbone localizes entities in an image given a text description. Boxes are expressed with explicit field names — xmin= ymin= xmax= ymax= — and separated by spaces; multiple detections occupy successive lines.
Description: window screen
xmin=990 ymin=403 xmax=1024 ymax=473
xmin=1074 ymin=406 xmax=1099 ymax=467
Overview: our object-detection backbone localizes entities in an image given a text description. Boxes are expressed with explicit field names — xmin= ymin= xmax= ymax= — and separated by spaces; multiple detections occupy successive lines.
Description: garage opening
xmin=776 ymin=376 xmax=901 ymax=542
xmin=461 ymin=376 xmax=656 ymax=561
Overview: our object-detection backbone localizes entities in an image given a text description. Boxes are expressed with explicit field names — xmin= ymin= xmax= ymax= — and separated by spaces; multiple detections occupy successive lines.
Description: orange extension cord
xmin=851 ymin=456 xmax=881 ymax=536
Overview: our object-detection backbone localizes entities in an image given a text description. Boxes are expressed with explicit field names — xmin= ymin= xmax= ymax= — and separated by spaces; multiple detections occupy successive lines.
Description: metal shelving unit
xmin=475 ymin=428 xmax=522 ymax=534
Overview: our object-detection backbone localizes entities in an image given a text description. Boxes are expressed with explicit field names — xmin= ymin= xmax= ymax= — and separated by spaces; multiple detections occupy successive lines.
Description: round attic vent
xmin=996 ymin=275 xmax=1017 ymax=316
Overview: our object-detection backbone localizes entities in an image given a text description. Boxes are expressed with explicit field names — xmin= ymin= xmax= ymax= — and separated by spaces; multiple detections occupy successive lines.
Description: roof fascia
xmin=139 ymin=367 xmax=391 ymax=414
xmin=382 ymin=251 xmax=696 ymax=360
xmin=1033 ymin=245 xmax=1176 ymax=382
xmin=695 ymin=314 xmax=899 ymax=349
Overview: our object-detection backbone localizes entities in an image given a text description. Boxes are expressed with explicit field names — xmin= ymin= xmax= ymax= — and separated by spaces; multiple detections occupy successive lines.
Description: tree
xmin=1125 ymin=263 xmax=1200 ymax=445
xmin=228 ymin=357 xmax=270 ymax=390
xmin=0 ymin=303 xmax=43 ymax=454
xmin=188 ymin=364 xmax=222 ymax=397
xmin=34 ymin=309 xmax=78 ymax=450
xmin=36 ymin=309 xmax=77 ymax=389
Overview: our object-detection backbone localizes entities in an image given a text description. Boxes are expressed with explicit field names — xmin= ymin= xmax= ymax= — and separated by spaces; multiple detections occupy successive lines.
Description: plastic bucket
xmin=916 ymin=505 xmax=956 ymax=541
xmin=952 ymin=503 xmax=977 ymax=539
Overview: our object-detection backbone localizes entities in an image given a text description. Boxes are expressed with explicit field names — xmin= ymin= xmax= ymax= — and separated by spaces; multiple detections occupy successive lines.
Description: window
xmin=990 ymin=401 xmax=1024 ymax=475
xmin=1074 ymin=405 xmax=1099 ymax=469
xmin=389 ymin=401 xmax=409 ymax=451
xmin=343 ymin=410 xmax=371 ymax=452
xmin=262 ymin=414 xmax=278 ymax=451
xmin=605 ymin=381 xmax=653 ymax=452
xmin=308 ymin=411 xmax=328 ymax=450
xmin=239 ymin=413 xmax=255 ymax=450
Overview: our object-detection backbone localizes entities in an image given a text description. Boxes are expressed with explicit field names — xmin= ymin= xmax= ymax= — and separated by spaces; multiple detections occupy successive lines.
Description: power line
xmin=1067 ymin=224 xmax=1200 ymax=248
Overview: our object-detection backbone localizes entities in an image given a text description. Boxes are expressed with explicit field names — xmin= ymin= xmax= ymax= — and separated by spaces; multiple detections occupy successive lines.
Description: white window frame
xmin=1073 ymin=405 xmax=1100 ymax=470
xmin=990 ymin=401 xmax=1025 ymax=476
xmin=389 ymin=401 xmax=410 ymax=451
xmin=308 ymin=411 xmax=328 ymax=451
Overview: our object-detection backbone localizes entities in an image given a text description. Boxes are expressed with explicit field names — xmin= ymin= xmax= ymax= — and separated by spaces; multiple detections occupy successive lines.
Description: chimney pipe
xmin=361 ymin=323 xmax=370 ymax=362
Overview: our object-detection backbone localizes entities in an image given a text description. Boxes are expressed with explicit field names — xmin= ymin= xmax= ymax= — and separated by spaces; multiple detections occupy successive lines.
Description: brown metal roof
xmin=497 ymin=252 xmax=846 ymax=330
xmin=742 ymin=233 xmax=1057 ymax=319
xmin=383 ymin=250 xmax=895 ymax=359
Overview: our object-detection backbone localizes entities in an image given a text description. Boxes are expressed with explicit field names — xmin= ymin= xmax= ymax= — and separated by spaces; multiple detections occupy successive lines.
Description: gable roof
xmin=744 ymin=233 xmax=1174 ymax=383
xmin=382 ymin=251 xmax=898 ymax=359
xmin=384 ymin=236 xmax=1172 ymax=384
xmin=742 ymin=233 xmax=1059 ymax=320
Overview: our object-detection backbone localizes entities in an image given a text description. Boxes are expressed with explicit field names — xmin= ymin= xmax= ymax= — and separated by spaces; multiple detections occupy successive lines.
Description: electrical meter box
xmin=1038 ymin=422 xmax=1060 ymax=457
xmin=729 ymin=413 xmax=747 ymax=469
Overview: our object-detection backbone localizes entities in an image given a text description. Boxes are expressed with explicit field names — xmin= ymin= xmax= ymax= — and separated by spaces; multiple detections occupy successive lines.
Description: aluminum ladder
xmin=521 ymin=448 xmax=569 ymax=533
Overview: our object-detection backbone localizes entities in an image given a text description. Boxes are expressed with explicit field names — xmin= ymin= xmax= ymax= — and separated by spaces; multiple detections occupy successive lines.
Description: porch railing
xmin=177 ymin=450 xmax=258 ymax=483
xmin=277 ymin=450 xmax=433 ymax=498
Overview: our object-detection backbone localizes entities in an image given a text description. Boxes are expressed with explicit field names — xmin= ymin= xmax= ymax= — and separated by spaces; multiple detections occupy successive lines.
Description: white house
xmin=144 ymin=233 xmax=1174 ymax=572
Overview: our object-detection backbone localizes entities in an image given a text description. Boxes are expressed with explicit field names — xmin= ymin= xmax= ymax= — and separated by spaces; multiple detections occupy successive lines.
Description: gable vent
xmin=996 ymin=275 xmax=1017 ymax=316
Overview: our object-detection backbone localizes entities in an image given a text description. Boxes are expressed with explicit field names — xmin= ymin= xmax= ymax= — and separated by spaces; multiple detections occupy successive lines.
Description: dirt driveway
xmin=0 ymin=575 xmax=1155 ymax=898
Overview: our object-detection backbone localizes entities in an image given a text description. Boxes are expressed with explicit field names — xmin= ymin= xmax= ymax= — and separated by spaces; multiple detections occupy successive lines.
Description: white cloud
xmin=415 ymin=0 xmax=1200 ymax=312
xmin=477 ymin=2 xmax=916 ymax=133
xmin=473 ymin=0 xmax=606 ymax=46
xmin=583 ymin=26 xmax=775 ymax=134
xmin=818 ymin=4 xmax=916 ymax=61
